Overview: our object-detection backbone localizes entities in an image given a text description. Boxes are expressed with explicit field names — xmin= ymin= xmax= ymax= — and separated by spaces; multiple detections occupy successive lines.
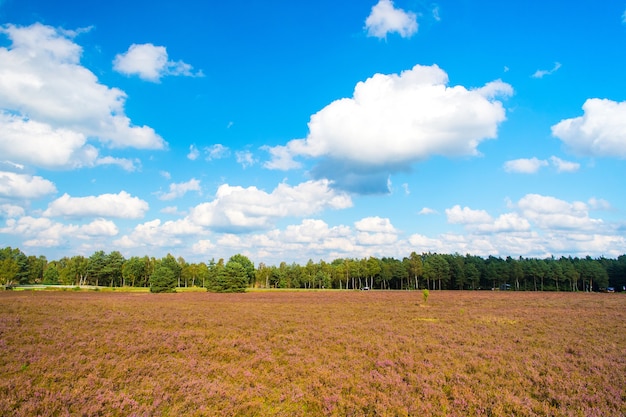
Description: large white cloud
xmin=0 ymin=171 xmax=57 ymax=199
xmin=517 ymin=194 xmax=602 ymax=231
xmin=552 ymin=98 xmax=626 ymax=158
xmin=0 ymin=113 xmax=97 ymax=169
xmin=365 ymin=0 xmax=418 ymax=39
xmin=43 ymin=191 xmax=149 ymax=219
xmin=114 ymin=218 xmax=204 ymax=249
xmin=1 ymin=216 xmax=118 ymax=248
xmin=266 ymin=64 xmax=512 ymax=192
xmin=0 ymin=23 xmax=165 ymax=171
xmin=113 ymin=43 xmax=202 ymax=82
xmin=189 ymin=180 xmax=352 ymax=232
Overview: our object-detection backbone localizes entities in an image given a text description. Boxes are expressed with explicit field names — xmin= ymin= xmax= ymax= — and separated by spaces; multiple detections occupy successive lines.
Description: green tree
xmin=407 ymin=252 xmax=423 ymax=289
xmin=229 ymin=254 xmax=255 ymax=287
xmin=149 ymin=266 xmax=177 ymax=293
xmin=423 ymin=254 xmax=449 ymax=290
xmin=43 ymin=263 xmax=60 ymax=284
xmin=123 ymin=256 xmax=148 ymax=287
xmin=0 ymin=247 xmax=28 ymax=286
xmin=212 ymin=260 xmax=247 ymax=293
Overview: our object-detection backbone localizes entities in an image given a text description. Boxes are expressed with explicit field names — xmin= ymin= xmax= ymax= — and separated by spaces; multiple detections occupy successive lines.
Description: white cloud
xmin=187 ymin=144 xmax=200 ymax=161
xmin=551 ymin=98 xmax=626 ymax=158
xmin=622 ymin=9 xmax=626 ymax=24
xmin=550 ymin=156 xmax=579 ymax=173
xmin=189 ymin=179 xmax=352 ymax=232
xmin=432 ymin=5 xmax=441 ymax=22
xmin=365 ymin=0 xmax=418 ymax=39
xmin=0 ymin=171 xmax=56 ymax=198
xmin=532 ymin=62 xmax=562 ymax=78
xmin=266 ymin=64 xmax=512 ymax=192
xmin=160 ymin=206 xmax=180 ymax=215
xmin=158 ymin=178 xmax=201 ymax=201
xmin=588 ymin=197 xmax=611 ymax=211
xmin=263 ymin=145 xmax=301 ymax=170
xmin=404 ymin=194 xmax=623 ymax=258
xmin=418 ymin=207 xmax=437 ymax=215
xmin=236 ymin=150 xmax=256 ymax=168
xmin=95 ymin=156 xmax=139 ymax=172
xmin=1 ymin=216 xmax=118 ymax=248
xmin=113 ymin=43 xmax=202 ymax=82
xmin=0 ymin=204 xmax=25 ymax=218
xmin=114 ymin=218 xmax=204 ymax=249
xmin=355 ymin=216 xmax=399 ymax=246
xmin=205 ymin=144 xmax=230 ymax=160
xmin=43 ymin=191 xmax=148 ymax=219
xmin=355 ymin=216 xmax=397 ymax=233
xmin=0 ymin=113 xmax=97 ymax=170
xmin=0 ymin=23 xmax=165 ymax=172
xmin=517 ymin=194 xmax=602 ymax=231
xmin=474 ymin=213 xmax=531 ymax=233
xmin=446 ymin=205 xmax=493 ymax=225
xmin=503 ymin=157 xmax=548 ymax=174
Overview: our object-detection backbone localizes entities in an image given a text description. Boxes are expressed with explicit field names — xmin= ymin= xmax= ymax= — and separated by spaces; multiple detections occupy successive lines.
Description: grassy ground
xmin=0 ymin=290 xmax=624 ymax=416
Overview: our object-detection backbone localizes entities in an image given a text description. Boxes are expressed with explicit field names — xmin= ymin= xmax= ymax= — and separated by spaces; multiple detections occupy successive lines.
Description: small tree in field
xmin=149 ymin=266 xmax=176 ymax=293
xmin=210 ymin=260 xmax=247 ymax=293
xmin=422 ymin=288 xmax=429 ymax=303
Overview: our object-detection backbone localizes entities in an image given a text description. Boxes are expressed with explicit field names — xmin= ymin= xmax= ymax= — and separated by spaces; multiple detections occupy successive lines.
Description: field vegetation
xmin=1 ymin=290 xmax=624 ymax=416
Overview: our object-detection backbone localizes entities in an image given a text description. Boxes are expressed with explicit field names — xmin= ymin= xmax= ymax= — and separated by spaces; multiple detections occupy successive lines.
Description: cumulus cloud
xmin=1 ymin=216 xmax=118 ymax=248
xmin=158 ymin=178 xmax=201 ymax=201
xmin=532 ymin=62 xmax=561 ymax=78
xmin=113 ymin=43 xmax=203 ymax=82
xmin=0 ymin=23 xmax=165 ymax=172
xmin=0 ymin=171 xmax=56 ymax=199
xmin=114 ymin=218 xmax=204 ymax=249
xmin=0 ymin=204 xmax=25 ymax=218
xmin=43 ymin=191 xmax=148 ymax=219
xmin=365 ymin=0 xmax=418 ymax=39
xmin=517 ymin=194 xmax=602 ymax=231
xmin=550 ymin=156 xmax=580 ymax=173
xmin=355 ymin=216 xmax=399 ymax=245
xmin=189 ymin=179 xmax=352 ymax=232
xmin=503 ymin=157 xmax=548 ymax=174
xmin=402 ymin=194 xmax=620 ymax=258
xmin=551 ymin=98 xmax=626 ymax=158
xmin=446 ymin=205 xmax=493 ymax=225
xmin=0 ymin=113 xmax=97 ymax=170
xmin=266 ymin=64 xmax=512 ymax=193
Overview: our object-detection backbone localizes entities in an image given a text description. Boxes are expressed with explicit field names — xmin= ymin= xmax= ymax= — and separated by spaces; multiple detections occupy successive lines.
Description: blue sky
xmin=1 ymin=0 xmax=626 ymax=264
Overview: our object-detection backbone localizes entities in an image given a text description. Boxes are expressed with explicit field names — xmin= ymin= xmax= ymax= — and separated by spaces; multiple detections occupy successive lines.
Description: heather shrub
xmin=1 ymin=291 xmax=624 ymax=416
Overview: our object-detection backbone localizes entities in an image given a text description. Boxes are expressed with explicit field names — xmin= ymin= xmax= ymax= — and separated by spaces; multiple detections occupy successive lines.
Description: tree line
xmin=1 ymin=246 xmax=625 ymax=293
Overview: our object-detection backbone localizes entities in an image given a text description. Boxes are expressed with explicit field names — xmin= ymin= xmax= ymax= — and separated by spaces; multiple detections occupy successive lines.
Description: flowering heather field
xmin=1 ymin=290 xmax=625 ymax=416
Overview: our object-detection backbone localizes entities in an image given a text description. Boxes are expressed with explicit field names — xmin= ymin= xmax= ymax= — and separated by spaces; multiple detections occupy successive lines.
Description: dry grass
xmin=0 ymin=291 xmax=624 ymax=416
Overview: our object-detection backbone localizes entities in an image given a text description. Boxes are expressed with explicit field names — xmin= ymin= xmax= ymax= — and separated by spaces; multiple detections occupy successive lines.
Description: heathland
xmin=1 ymin=290 xmax=624 ymax=416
